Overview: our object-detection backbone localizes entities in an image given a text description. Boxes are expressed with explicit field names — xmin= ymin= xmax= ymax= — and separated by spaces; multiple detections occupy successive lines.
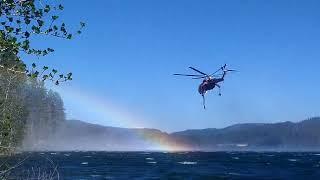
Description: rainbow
xmin=52 ymin=85 xmax=188 ymax=151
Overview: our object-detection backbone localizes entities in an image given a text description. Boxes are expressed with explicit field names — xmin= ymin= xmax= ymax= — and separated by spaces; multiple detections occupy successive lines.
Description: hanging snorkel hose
xmin=202 ymin=94 xmax=206 ymax=109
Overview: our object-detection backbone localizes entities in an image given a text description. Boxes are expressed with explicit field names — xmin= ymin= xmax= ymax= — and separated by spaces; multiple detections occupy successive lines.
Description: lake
xmin=3 ymin=151 xmax=320 ymax=179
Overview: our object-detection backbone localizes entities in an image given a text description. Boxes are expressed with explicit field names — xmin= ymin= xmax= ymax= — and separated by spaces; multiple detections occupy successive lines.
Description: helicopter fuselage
xmin=173 ymin=65 xmax=235 ymax=109
xmin=198 ymin=78 xmax=224 ymax=95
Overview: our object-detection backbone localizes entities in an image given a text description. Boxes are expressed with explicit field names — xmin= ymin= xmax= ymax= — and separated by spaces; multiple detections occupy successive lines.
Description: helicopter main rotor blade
xmin=173 ymin=73 xmax=204 ymax=77
xmin=192 ymin=76 xmax=206 ymax=79
xmin=211 ymin=64 xmax=227 ymax=75
xmin=224 ymin=69 xmax=237 ymax=72
xmin=193 ymin=74 xmax=221 ymax=79
xmin=189 ymin=67 xmax=208 ymax=76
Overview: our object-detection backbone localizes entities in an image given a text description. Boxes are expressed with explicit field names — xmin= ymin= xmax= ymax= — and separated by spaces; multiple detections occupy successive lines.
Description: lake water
xmin=3 ymin=151 xmax=320 ymax=179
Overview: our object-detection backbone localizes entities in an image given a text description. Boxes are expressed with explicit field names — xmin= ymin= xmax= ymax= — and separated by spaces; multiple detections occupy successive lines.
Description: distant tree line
xmin=21 ymin=80 xmax=66 ymax=150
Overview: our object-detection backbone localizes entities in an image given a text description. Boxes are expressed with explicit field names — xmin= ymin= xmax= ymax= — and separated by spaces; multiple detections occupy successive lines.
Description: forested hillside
xmin=42 ymin=117 xmax=320 ymax=151
xmin=171 ymin=117 xmax=320 ymax=151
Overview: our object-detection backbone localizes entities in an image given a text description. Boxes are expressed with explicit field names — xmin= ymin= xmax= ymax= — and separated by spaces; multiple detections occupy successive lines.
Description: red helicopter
xmin=174 ymin=64 xmax=236 ymax=109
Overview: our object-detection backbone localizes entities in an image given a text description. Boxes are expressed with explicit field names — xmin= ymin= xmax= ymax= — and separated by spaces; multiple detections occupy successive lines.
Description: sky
xmin=26 ymin=0 xmax=320 ymax=132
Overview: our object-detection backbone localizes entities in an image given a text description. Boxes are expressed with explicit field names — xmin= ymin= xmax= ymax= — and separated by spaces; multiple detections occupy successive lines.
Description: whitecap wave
xmin=147 ymin=161 xmax=157 ymax=164
xmin=178 ymin=161 xmax=197 ymax=165
xmin=288 ymin=159 xmax=298 ymax=162
xmin=265 ymin=154 xmax=275 ymax=157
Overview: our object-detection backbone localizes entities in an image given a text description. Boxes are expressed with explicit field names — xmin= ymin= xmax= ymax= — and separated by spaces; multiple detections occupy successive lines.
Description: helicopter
xmin=174 ymin=64 xmax=236 ymax=109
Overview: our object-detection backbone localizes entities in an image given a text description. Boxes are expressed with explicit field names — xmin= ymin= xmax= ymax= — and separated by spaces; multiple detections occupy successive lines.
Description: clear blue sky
xmin=27 ymin=0 xmax=320 ymax=132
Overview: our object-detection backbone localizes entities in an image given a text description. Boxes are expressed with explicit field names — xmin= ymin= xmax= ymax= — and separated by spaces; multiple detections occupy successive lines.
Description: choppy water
xmin=3 ymin=151 xmax=320 ymax=179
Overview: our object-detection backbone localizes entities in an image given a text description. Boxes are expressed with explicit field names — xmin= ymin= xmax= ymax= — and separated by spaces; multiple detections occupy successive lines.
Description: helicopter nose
xmin=198 ymin=86 xmax=203 ymax=94
xmin=198 ymin=87 xmax=206 ymax=95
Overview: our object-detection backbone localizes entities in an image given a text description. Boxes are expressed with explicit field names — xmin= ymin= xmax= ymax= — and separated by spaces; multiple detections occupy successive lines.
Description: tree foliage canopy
xmin=0 ymin=0 xmax=84 ymax=155
xmin=0 ymin=0 xmax=85 ymax=84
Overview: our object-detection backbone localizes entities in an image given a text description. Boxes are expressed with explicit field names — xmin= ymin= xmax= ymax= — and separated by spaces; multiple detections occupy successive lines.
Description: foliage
xmin=0 ymin=53 xmax=27 ymax=154
xmin=0 ymin=55 xmax=66 ymax=155
xmin=0 ymin=153 xmax=60 ymax=179
xmin=0 ymin=0 xmax=84 ymax=155
xmin=0 ymin=0 xmax=85 ymax=83
xmin=22 ymin=81 xmax=66 ymax=150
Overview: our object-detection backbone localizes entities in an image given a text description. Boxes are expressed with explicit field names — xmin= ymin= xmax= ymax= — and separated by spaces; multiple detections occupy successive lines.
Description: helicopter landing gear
xmin=216 ymin=84 xmax=222 ymax=96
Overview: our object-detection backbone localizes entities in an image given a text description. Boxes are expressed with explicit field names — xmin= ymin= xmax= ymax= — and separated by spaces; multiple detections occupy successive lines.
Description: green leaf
xmin=24 ymin=18 xmax=31 ymax=24
xmin=11 ymin=37 xmax=17 ymax=42
xmin=5 ymin=26 xmax=14 ymax=33
xmin=42 ymin=74 xmax=48 ymax=79
xmin=21 ymin=40 xmax=30 ymax=50
xmin=67 ymin=72 xmax=72 ymax=77
xmin=32 ymin=25 xmax=40 ymax=34
xmin=24 ymin=31 xmax=30 ymax=38
xmin=52 ymin=15 xmax=59 ymax=20
xmin=44 ymin=5 xmax=51 ymax=13
xmin=15 ymin=28 xmax=21 ymax=33
xmin=31 ymin=73 xmax=38 ymax=78
xmin=37 ymin=20 xmax=44 ymax=26
xmin=61 ymin=26 xmax=66 ymax=33
xmin=67 ymin=34 xmax=72 ymax=39
xmin=42 ymin=50 xmax=48 ymax=55
xmin=58 ymin=4 xmax=64 ymax=10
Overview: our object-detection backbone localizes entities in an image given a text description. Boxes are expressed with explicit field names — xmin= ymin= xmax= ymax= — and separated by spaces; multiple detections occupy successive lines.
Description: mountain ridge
xmin=27 ymin=117 xmax=320 ymax=151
